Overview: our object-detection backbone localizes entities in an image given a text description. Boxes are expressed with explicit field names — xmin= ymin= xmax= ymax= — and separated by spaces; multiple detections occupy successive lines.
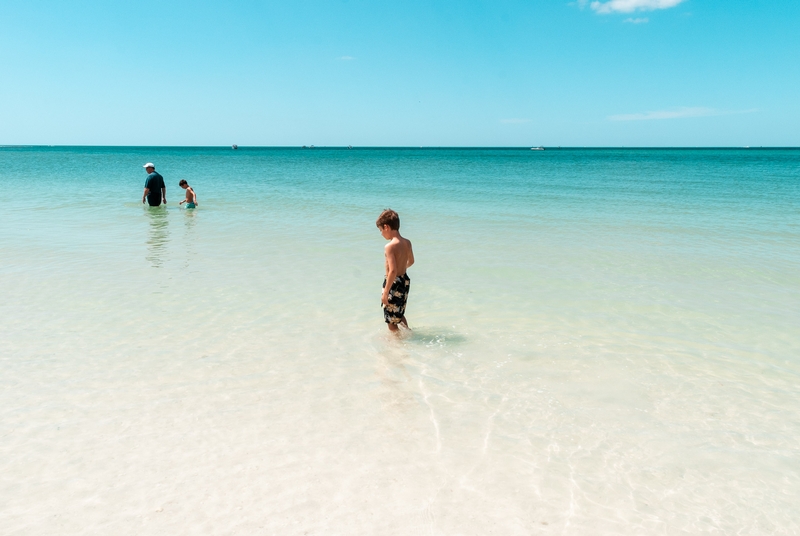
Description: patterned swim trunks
xmin=383 ymin=273 xmax=411 ymax=324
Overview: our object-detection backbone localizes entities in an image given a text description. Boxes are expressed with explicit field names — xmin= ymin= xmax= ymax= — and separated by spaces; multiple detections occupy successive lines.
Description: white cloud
xmin=338 ymin=56 xmax=355 ymax=60
xmin=500 ymin=118 xmax=531 ymax=124
xmin=608 ymin=107 xmax=758 ymax=121
xmin=591 ymin=0 xmax=684 ymax=14
xmin=623 ymin=17 xmax=649 ymax=23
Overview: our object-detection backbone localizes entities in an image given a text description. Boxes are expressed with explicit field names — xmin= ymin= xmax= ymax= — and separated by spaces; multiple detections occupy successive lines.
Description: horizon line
xmin=1 ymin=145 xmax=798 ymax=150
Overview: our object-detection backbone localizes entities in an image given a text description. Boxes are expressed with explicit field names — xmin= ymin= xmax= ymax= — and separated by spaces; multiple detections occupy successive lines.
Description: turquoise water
xmin=2 ymin=147 xmax=799 ymax=534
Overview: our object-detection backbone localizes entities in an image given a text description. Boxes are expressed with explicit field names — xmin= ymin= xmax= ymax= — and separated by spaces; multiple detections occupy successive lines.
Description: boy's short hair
xmin=179 ymin=180 xmax=188 ymax=186
xmin=376 ymin=209 xmax=400 ymax=230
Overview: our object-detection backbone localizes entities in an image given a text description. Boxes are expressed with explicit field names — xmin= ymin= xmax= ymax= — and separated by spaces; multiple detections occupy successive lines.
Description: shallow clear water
xmin=1 ymin=147 xmax=799 ymax=534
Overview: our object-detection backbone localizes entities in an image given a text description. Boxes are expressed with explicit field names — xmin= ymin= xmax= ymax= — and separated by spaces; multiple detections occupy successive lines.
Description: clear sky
xmin=1 ymin=0 xmax=798 ymax=146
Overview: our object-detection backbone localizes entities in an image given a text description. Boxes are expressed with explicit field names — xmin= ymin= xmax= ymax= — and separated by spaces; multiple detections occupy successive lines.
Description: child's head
xmin=179 ymin=179 xmax=188 ymax=189
xmin=376 ymin=209 xmax=400 ymax=231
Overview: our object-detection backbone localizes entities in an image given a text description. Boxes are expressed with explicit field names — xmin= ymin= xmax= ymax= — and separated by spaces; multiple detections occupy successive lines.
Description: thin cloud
xmin=500 ymin=118 xmax=531 ymax=124
xmin=338 ymin=56 xmax=355 ymax=61
xmin=624 ymin=17 xmax=649 ymax=23
xmin=591 ymin=0 xmax=684 ymax=14
xmin=608 ymin=107 xmax=758 ymax=121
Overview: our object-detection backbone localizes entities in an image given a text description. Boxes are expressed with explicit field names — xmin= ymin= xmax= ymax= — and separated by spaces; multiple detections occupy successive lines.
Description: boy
xmin=377 ymin=209 xmax=414 ymax=331
xmin=178 ymin=180 xmax=198 ymax=208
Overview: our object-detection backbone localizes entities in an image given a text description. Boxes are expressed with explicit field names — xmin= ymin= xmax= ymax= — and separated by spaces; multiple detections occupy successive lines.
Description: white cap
xmin=143 ymin=162 xmax=155 ymax=169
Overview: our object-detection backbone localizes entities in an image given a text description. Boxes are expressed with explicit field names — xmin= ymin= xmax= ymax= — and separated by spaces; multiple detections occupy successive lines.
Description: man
xmin=142 ymin=163 xmax=166 ymax=207
xmin=377 ymin=209 xmax=414 ymax=332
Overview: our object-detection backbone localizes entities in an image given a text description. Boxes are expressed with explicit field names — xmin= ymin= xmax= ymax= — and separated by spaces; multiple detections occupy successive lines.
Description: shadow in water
xmin=145 ymin=206 xmax=170 ymax=267
xmin=405 ymin=326 xmax=467 ymax=347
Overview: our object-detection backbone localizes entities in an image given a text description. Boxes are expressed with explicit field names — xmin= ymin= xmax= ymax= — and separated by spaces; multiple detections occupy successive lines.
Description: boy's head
xmin=179 ymin=179 xmax=188 ymax=189
xmin=376 ymin=209 xmax=400 ymax=231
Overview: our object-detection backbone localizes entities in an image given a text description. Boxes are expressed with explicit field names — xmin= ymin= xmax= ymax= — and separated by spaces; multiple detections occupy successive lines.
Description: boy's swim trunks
xmin=383 ymin=273 xmax=410 ymax=324
xmin=185 ymin=202 xmax=196 ymax=209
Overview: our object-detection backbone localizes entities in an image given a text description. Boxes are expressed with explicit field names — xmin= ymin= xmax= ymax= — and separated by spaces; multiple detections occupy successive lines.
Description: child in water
xmin=377 ymin=209 xmax=414 ymax=332
xmin=178 ymin=180 xmax=198 ymax=208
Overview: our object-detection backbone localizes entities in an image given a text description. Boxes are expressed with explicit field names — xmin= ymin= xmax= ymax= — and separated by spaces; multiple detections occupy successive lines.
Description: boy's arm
xmin=382 ymin=246 xmax=398 ymax=306
xmin=407 ymin=241 xmax=415 ymax=269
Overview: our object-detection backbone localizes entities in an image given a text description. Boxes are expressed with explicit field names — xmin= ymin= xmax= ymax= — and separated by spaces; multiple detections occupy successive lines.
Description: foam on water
xmin=1 ymin=147 xmax=799 ymax=534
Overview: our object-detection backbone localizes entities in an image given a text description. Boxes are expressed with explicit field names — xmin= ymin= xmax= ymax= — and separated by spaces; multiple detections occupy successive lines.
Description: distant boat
xmin=531 ymin=146 xmax=545 ymax=151
xmin=348 ymin=145 xmax=353 ymax=149
xmin=232 ymin=144 xmax=238 ymax=150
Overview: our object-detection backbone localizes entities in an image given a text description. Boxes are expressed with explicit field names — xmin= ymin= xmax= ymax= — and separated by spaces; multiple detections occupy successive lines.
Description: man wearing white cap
xmin=142 ymin=163 xmax=166 ymax=207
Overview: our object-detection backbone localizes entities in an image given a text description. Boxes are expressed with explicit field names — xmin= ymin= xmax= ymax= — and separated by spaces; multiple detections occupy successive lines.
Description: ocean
xmin=1 ymin=146 xmax=798 ymax=534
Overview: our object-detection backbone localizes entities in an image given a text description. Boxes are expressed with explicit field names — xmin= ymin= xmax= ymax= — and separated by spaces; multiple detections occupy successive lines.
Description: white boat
xmin=232 ymin=144 xmax=238 ymax=150
xmin=531 ymin=146 xmax=545 ymax=151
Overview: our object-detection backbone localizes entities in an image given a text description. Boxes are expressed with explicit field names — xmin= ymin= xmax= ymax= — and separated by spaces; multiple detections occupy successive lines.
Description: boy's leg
xmin=399 ymin=316 xmax=409 ymax=329
xmin=387 ymin=322 xmax=399 ymax=332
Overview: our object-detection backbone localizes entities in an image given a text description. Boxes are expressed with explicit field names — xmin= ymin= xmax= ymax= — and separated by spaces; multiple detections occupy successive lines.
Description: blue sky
xmin=0 ymin=0 xmax=797 ymax=146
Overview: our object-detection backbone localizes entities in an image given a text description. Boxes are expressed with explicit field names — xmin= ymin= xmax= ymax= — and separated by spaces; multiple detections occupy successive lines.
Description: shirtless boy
xmin=178 ymin=180 xmax=198 ymax=208
xmin=377 ymin=209 xmax=414 ymax=331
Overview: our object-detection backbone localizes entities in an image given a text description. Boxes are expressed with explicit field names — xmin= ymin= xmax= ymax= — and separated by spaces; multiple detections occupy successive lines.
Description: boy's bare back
xmin=384 ymin=236 xmax=413 ymax=278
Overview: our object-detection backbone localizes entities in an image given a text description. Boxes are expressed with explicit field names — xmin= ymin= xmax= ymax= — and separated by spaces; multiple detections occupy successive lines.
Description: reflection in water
xmin=375 ymin=342 xmax=416 ymax=415
xmin=145 ymin=206 xmax=170 ymax=267
xmin=182 ymin=208 xmax=197 ymax=268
